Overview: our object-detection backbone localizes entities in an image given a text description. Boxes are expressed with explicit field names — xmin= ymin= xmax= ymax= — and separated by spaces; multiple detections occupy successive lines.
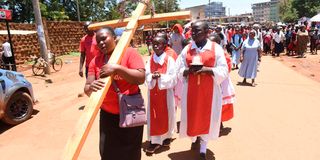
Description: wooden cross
xmin=62 ymin=1 xmax=190 ymax=160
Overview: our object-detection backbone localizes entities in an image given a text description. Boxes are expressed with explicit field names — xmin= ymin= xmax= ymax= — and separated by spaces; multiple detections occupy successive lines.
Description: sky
xmin=178 ymin=0 xmax=269 ymax=16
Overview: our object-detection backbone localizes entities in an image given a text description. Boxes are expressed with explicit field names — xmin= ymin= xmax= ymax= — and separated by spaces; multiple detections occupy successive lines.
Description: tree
xmin=279 ymin=0 xmax=298 ymax=23
xmin=291 ymin=0 xmax=320 ymax=18
xmin=0 ymin=0 xmax=34 ymax=23
xmin=40 ymin=0 xmax=69 ymax=21
xmin=0 ymin=0 xmax=182 ymax=23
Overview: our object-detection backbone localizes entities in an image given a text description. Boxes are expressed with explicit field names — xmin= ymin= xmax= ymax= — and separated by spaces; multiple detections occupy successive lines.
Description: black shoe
xmin=146 ymin=143 xmax=161 ymax=154
xmin=162 ymin=138 xmax=172 ymax=147
xmin=200 ymin=152 xmax=207 ymax=160
xmin=191 ymin=137 xmax=201 ymax=150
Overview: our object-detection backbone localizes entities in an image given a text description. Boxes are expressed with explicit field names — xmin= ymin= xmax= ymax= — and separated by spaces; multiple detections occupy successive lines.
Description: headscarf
xmin=172 ymin=24 xmax=183 ymax=35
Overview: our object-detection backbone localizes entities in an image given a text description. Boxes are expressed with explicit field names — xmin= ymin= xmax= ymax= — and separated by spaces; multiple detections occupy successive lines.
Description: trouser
xmin=99 ymin=110 xmax=144 ymax=160
xmin=2 ymin=56 xmax=16 ymax=71
xmin=85 ymin=66 xmax=89 ymax=78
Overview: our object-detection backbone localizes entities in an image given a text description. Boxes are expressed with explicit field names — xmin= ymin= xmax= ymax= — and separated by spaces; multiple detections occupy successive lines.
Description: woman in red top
xmin=84 ymin=27 xmax=145 ymax=160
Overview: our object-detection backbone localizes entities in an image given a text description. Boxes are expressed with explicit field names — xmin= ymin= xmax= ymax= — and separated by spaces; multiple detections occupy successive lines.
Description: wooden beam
xmin=88 ymin=11 xmax=191 ymax=30
xmin=61 ymin=1 xmax=150 ymax=160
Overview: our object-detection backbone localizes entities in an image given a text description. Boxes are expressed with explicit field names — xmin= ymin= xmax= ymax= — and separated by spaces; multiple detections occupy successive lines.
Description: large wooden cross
xmin=62 ymin=1 xmax=190 ymax=160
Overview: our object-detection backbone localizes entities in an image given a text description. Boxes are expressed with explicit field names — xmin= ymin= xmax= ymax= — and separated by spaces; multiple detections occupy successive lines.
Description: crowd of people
xmin=79 ymin=19 xmax=319 ymax=160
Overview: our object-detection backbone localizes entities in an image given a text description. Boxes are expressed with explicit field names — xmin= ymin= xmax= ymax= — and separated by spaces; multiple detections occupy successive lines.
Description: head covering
xmin=172 ymin=24 xmax=183 ymax=35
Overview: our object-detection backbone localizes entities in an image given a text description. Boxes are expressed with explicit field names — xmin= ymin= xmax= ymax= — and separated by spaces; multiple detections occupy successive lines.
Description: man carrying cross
xmin=176 ymin=20 xmax=228 ymax=159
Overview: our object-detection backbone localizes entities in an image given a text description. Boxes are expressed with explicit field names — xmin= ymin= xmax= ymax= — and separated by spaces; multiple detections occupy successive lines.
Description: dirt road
xmin=1 ymin=55 xmax=320 ymax=160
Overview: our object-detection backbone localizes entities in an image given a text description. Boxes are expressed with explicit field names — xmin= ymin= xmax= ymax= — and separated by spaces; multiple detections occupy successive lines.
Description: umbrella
xmin=310 ymin=14 xmax=320 ymax=22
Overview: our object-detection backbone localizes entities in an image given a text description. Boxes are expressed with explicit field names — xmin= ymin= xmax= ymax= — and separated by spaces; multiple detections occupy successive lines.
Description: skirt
xmin=100 ymin=110 xmax=144 ymax=160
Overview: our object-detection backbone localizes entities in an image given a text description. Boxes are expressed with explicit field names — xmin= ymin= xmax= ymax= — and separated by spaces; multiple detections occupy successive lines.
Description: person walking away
xmin=79 ymin=21 xmax=98 ymax=78
xmin=176 ymin=20 xmax=228 ymax=160
xmin=84 ymin=27 xmax=145 ymax=160
xmin=239 ymin=30 xmax=262 ymax=87
xmin=145 ymin=36 xmax=177 ymax=154
xmin=297 ymin=25 xmax=309 ymax=58
xmin=230 ymin=27 xmax=243 ymax=70
xmin=169 ymin=24 xmax=185 ymax=55
xmin=2 ymin=38 xmax=16 ymax=71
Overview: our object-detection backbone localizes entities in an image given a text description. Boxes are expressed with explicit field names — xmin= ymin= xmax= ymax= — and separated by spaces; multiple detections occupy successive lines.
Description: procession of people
xmin=81 ymin=15 xmax=320 ymax=160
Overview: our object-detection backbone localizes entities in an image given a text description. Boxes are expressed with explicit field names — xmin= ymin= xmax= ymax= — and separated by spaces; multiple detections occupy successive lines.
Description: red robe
xmin=221 ymin=52 xmax=234 ymax=122
xmin=149 ymin=55 xmax=169 ymax=136
xmin=185 ymin=43 xmax=216 ymax=136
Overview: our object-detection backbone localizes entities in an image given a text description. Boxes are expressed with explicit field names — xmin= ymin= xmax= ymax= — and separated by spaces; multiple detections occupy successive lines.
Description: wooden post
xmin=61 ymin=1 xmax=150 ymax=159
xmin=88 ymin=11 xmax=191 ymax=30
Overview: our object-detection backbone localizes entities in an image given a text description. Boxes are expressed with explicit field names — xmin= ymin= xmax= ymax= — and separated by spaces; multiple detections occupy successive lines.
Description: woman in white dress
xmin=238 ymin=30 xmax=262 ymax=87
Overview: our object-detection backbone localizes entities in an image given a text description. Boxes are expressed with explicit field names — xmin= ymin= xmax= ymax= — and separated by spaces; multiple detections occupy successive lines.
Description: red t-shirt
xmin=88 ymin=48 xmax=145 ymax=114
xmin=227 ymin=30 xmax=234 ymax=42
xmin=79 ymin=34 xmax=98 ymax=67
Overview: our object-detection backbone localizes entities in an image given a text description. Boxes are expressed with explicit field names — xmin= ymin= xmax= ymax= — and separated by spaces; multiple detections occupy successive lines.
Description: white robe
xmin=145 ymin=53 xmax=177 ymax=144
xmin=221 ymin=76 xmax=236 ymax=105
xmin=176 ymin=40 xmax=228 ymax=141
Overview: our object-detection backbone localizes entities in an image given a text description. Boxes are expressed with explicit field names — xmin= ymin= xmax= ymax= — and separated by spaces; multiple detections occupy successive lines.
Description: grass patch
xmin=66 ymin=52 xmax=80 ymax=57
xmin=137 ymin=45 xmax=150 ymax=56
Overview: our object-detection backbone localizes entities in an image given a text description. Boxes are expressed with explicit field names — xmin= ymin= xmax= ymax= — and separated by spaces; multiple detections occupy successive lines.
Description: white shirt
xmin=273 ymin=31 xmax=285 ymax=43
xmin=2 ymin=42 xmax=12 ymax=57
xmin=152 ymin=52 xmax=166 ymax=65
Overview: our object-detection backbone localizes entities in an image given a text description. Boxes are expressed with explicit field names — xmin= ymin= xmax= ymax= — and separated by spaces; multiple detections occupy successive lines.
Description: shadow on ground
xmin=0 ymin=109 xmax=39 ymax=134
xmin=219 ymin=127 xmax=232 ymax=137
xmin=168 ymin=149 xmax=215 ymax=160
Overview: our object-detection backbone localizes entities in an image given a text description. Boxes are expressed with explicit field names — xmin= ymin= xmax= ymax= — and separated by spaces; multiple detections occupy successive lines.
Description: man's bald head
xmin=191 ymin=20 xmax=209 ymax=44
xmin=192 ymin=20 xmax=209 ymax=32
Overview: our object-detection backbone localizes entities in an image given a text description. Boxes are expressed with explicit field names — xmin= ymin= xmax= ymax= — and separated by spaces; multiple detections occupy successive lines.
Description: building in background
xmin=205 ymin=2 xmax=226 ymax=18
xmin=252 ymin=0 xmax=280 ymax=22
xmin=185 ymin=5 xmax=206 ymax=20
xmin=209 ymin=13 xmax=254 ymax=25
xmin=185 ymin=1 xmax=226 ymax=21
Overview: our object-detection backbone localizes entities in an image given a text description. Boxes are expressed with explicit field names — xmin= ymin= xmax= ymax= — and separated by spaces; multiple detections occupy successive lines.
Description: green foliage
xmin=0 ymin=0 xmax=181 ymax=24
xmin=40 ymin=0 xmax=69 ymax=21
xmin=280 ymin=0 xmax=320 ymax=23
xmin=291 ymin=0 xmax=320 ymax=18
xmin=0 ymin=0 xmax=34 ymax=23
xmin=67 ymin=51 xmax=80 ymax=57
xmin=137 ymin=45 xmax=149 ymax=56
xmin=279 ymin=0 xmax=298 ymax=23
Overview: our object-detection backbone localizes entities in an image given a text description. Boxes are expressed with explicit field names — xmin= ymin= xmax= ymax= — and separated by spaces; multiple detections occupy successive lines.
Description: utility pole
xmin=32 ymin=0 xmax=50 ymax=74
xmin=166 ymin=0 xmax=168 ymax=28
xmin=209 ymin=0 xmax=211 ymax=22
xmin=76 ymin=0 xmax=80 ymax=21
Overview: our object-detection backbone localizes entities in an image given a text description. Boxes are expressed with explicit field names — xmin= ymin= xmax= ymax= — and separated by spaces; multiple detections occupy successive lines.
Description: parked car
xmin=0 ymin=69 xmax=35 ymax=125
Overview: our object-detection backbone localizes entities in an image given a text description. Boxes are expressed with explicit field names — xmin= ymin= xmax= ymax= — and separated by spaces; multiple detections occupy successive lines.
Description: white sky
xmin=178 ymin=0 xmax=269 ymax=15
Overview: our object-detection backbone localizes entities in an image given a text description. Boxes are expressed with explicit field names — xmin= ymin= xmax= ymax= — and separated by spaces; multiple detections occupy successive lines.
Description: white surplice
xmin=175 ymin=40 xmax=228 ymax=141
xmin=145 ymin=52 xmax=177 ymax=144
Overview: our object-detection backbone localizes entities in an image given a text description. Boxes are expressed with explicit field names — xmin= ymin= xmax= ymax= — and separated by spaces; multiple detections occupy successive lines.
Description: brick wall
xmin=0 ymin=21 xmax=160 ymax=65
xmin=0 ymin=21 xmax=84 ymax=64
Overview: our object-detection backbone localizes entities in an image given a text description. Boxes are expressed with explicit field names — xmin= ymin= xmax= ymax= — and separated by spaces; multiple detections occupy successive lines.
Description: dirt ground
xmin=275 ymin=50 xmax=320 ymax=83
xmin=1 ymin=52 xmax=320 ymax=160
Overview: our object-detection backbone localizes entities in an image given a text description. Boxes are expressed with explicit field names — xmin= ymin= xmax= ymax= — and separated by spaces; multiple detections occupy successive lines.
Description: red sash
xmin=149 ymin=54 xmax=169 ymax=136
xmin=185 ymin=43 xmax=216 ymax=136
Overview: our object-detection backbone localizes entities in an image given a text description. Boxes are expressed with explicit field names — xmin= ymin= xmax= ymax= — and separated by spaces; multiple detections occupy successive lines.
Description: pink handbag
xmin=112 ymin=82 xmax=147 ymax=128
